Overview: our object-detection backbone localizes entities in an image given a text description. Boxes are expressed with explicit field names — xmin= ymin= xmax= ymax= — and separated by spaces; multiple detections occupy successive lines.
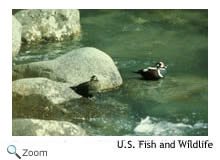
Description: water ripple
xmin=134 ymin=116 xmax=208 ymax=136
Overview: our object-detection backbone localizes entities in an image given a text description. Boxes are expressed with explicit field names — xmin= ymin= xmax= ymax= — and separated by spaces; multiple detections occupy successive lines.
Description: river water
xmin=14 ymin=10 xmax=208 ymax=136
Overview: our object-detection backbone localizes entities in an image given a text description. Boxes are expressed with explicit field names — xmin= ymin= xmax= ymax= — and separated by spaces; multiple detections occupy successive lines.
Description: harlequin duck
xmin=70 ymin=75 xmax=101 ymax=98
xmin=134 ymin=61 xmax=167 ymax=80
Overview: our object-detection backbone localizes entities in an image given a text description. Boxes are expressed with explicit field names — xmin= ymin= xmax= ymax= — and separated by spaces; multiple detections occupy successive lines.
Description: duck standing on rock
xmin=134 ymin=61 xmax=167 ymax=80
xmin=70 ymin=75 xmax=101 ymax=98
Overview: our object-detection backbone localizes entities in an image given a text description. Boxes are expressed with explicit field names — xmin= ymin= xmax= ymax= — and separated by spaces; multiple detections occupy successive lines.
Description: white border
xmin=1 ymin=0 xmax=220 ymax=159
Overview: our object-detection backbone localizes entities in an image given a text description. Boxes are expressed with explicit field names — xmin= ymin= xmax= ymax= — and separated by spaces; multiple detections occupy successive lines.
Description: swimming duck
xmin=70 ymin=75 xmax=101 ymax=98
xmin=134 ymin=61 xmax=167 ymax=80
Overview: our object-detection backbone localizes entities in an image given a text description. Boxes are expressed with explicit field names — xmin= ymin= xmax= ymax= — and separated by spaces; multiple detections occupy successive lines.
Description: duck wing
xmin=142 ymin=68 xmax=161 ymax=80
xmin=134 ymin=68 xmax=149 ymax=74
xmin=70 ymin=81 xmax=91 ymax=97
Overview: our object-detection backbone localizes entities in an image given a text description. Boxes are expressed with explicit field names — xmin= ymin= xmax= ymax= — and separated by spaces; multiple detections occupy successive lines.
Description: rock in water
xmin=12 ymin=77 xmax=81 ymax=105
xmin=13 ymin=47 xmax=123 ymax=91
xmin=12 ymin=119 xmax=87 ymax=136
xmin=15 ymin=9 xmax=81 ymax=43
xmin=12 ymin=16 xmax=22 ymax=58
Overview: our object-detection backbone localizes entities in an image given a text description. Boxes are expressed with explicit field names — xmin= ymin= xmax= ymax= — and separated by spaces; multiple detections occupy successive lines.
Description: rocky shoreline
xmin=12 ymin=9 xmax=123 ymax=136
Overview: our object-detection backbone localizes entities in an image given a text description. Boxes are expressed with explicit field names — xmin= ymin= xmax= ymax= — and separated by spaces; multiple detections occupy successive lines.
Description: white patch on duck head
xmin=159 ymin=62 xmax=165 ymax=68
xmin=156 ymin=61 xmax=167 ymax=69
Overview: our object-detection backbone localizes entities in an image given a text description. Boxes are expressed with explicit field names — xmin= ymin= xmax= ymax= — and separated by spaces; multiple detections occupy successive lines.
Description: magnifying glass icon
xmin=7 ymin=145 xmax=21 ymax=159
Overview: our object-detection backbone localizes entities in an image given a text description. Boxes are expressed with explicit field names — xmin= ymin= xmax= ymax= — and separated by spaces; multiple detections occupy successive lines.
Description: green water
xmin=14 ymin=10 xmax=208 ymax=136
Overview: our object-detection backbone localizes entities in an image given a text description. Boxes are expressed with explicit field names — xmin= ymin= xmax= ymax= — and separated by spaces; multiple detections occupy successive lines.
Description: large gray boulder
xmin=12 ymin=119 xmax=87 ymax=136
xmin=13 ymin=77 xmax=81 ymax=105
xmin=12 ymin=16 xmax=22 ymax=58
xmin=13 ymin=47 xmax=123 ymax=91
xmin=15 ymin=9 xmax=81 ymax=43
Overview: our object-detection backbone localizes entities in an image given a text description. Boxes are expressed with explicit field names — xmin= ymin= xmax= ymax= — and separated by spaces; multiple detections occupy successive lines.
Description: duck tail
xmin=70 ymin=86 xmax=77 ymax=90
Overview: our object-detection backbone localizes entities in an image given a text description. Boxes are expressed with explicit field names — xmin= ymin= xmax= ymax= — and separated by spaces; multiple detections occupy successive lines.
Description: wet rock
xmin=12 ymin=119 xmax=87 ymax=136
xmin=12 ymin=16 xmax=22 ymax=58
xmin=13 ymin=78 xmax=81 ymax=105
xmin=12 ymin=78 xmax=80 ymax=120
xmin=13 ymin=91 xmax=61 ymax=120
xmin=15 ymin=9 xmax=81 ymax=44
xmin=13 ymin=47 xmax=123 ymax=91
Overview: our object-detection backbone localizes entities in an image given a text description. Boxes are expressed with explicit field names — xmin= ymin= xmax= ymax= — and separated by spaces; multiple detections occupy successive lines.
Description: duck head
xmin=90 ymin=75 xmax=99 ymax=81
xmin=155 ymin=61 xmax=167 ymax=69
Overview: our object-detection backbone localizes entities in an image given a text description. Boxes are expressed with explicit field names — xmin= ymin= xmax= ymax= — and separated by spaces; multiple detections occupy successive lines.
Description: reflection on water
xmin=13 ymin=10 xmax=208 ymax=136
